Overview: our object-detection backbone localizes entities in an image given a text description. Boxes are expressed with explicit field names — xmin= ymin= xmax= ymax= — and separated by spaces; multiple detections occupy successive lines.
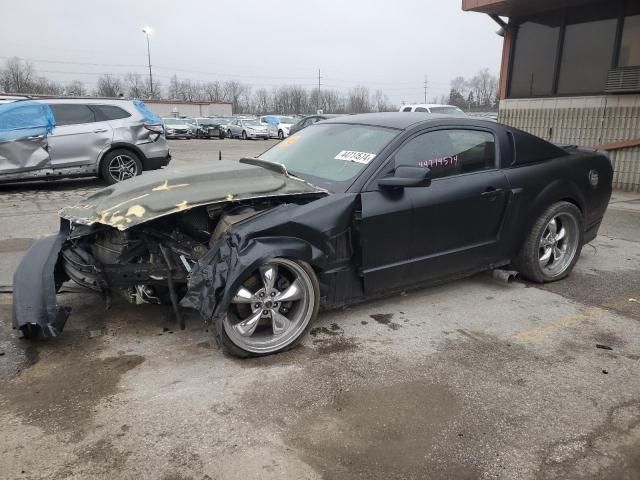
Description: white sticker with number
xmin=334 ymin=150 xmax=376 ymax=164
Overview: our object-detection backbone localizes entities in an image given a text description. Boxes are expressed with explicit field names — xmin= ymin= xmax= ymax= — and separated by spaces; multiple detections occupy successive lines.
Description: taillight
xmin=144 ymin=124 xmax=164 ymax=134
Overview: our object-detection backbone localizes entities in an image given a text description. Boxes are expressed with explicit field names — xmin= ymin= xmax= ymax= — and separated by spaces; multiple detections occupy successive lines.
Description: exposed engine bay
xmin=60 ymin=199 xmax=293 ymax=313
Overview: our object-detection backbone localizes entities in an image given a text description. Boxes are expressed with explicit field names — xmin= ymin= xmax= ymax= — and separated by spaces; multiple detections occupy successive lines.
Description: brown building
xmin=463 ymin=0 xmax=640 ymax=191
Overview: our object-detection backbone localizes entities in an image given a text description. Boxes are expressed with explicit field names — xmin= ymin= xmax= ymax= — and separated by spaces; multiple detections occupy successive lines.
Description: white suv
xmin=399 ymin=104 xmax=466 ymax=116
xmin=0 ymin=98 xmax=170 ymax=185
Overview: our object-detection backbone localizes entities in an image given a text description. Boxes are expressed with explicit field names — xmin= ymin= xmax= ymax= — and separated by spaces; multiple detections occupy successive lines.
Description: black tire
xmin=241 ymin=130 xmax=247 ymax=140
xmin=227 ymin=129 xmax=233 ymax=139
xmin=100 ymin=149 xmax=143 ymax=185
xmin=217 ymin=258 xmax=320 ymax=358
xmin=278 ymin=130 xmax=284 ymax=140
xmin=513 ymin=201 xmax=584 ymax=283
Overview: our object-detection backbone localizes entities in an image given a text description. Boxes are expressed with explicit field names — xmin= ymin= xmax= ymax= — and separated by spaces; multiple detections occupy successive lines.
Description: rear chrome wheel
xmin=514 ymin=201 xmax=584 ymax=283
xmin=222 ymin=258 xmax=318 ymax=356
xmin=538 ymin=213 xmax=579 ymax=278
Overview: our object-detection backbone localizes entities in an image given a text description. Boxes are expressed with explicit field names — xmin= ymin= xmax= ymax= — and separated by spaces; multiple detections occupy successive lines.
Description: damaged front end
xmin=12 ymin=159 xmax=333 ymax=339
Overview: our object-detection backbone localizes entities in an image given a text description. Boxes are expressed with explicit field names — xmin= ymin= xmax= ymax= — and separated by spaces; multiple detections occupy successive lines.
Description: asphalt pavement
xmin=0 ymin=138 xmax=639 ymax=480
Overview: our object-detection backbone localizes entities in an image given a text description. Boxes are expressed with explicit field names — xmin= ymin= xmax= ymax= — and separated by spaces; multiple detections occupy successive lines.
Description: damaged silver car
xmin=0 ymin=99 xmax=170 ymax=185
xmin=13 ymin=113 xmax=612 ymax=357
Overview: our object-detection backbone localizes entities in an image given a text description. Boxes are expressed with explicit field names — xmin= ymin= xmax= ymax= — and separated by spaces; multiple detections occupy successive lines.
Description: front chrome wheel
xmin=538 ymin=212 xmax=579 ymax=278
xmin=223 ymin=258 xmax=317 ymax=355
xmin=108 ymin=154 xmax=139 ymax=183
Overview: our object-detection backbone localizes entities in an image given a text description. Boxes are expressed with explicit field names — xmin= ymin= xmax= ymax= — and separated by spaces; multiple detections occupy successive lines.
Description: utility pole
xmin=423 ymin=75 xmax=428 ymax=104
xmin=142 ymin=27 xmax=154 ymax=98
xmin=317 ymin=69 xmax=321 ymax=113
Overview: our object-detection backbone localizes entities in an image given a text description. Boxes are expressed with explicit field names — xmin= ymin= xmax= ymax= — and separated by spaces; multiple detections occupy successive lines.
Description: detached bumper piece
xmin=12 ymin=222 xmax=70 ymax=338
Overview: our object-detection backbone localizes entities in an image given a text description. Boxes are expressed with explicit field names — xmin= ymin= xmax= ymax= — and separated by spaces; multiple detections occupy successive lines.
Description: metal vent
xmin=605 ymin=67 xmax=640 ymax=93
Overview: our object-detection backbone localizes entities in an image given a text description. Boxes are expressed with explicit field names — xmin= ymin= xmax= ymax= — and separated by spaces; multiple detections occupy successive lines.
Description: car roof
xmin=321 ymin=112 xmax=497 ymax=130
xmin=403 ymin=103 xmax=459 ymax=109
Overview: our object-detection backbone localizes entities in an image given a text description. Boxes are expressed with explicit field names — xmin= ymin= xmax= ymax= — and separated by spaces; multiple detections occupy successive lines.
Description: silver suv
xmin=0 ymin=98 xmax=170 ymax=185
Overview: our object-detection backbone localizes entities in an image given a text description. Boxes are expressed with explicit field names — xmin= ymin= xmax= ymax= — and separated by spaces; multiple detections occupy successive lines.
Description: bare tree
xmin=0 ymin=57 xmax=35 ymax=93
xmin=223 ymin=80 xmax=249 ymax=112
xmin=348 ymin=85 xmax=371 ymax=113
xmin=289 ymin=85 xmax=308 ymax=114
xmin=144 ymin=77 xmax=161 ymax=99
xmin=30 ymin=77 xmax=63 ymax=95
xmin=95 ymin=74 xmax=123 ymax=97
xmin=254 ymin=88 xmax=271 ymax=114
xmin=469 ymin=69 xmax=498 ymax=108
xmin=168 ymin=75 xmax=180 ymax=100
xmin=66 ymin=80 xmax=86 ymax=96
xmin=204 ymin=81 xmax=223 ymax=102
xmin=373 ymin=90 xmax=392 ymax=112
xmin=124 ymin=72 xmax=145 ymax=98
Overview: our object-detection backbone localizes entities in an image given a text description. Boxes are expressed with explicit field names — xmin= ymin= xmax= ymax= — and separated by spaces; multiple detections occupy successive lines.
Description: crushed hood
xmin=61 ymin=159 xmax=326 ymax=230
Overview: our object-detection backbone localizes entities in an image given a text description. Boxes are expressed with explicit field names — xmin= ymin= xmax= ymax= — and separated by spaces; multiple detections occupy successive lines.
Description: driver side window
xmin=395 ymin=129 xmax=496 ymax=179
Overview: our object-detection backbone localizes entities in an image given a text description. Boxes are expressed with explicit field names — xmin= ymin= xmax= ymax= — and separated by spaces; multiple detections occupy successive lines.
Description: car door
xmin=47 ymin=103 xmax=113 ymax=168
xmin=393 ymin=128 xmax=511 ymax=284
xmin=0 ymin=135 xmax=50 ymax=174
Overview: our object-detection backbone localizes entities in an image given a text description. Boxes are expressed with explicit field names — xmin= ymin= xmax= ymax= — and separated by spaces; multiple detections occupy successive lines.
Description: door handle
xmin=26 ymin=134 xmax=45 ymax=140
xmin=480 ymin=188 xmax=504 ymax=200
xmin=93 ymin=128 xmax=108 ymax=133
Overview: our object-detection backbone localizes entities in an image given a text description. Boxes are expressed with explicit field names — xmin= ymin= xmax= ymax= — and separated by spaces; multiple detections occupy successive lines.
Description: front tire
xmin=241 ymin=130 xmax=247 ymax=140
xmin=514 ymin=201 xmax=583 ymax=283
xmin=100 ymin=149 xmax=143 ymax=185
xmin=278 ymin=129 xmax=284 ymax=140
xmin=219 ymin=258 xmax=319 ymax=358
xmin=227 ymin=129 xmax=233 ymax=139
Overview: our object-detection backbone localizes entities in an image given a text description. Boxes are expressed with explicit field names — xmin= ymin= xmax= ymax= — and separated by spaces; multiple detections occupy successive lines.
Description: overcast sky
xmin=1 ymin=0 xmax=502 ymax=103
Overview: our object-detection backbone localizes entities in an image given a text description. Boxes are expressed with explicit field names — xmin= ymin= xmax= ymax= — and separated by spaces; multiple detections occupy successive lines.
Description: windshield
xmin=278 ymin=116 xmax=297 ymax=124
xmin=259 ymin=123 xmax=397 ymax=191
xmin=243 ymin=119 xmax=261 ymax=126
xmin=163 ymin=118 xmax=187 ymax=125
xmin=197 ymin=119 xmax=215 ymax=125
xmin=429 ymin=106 xmax=466 ymax=116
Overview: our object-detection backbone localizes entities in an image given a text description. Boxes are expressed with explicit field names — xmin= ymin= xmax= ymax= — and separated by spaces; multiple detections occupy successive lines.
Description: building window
xmin=619 ymin=15 xmax=640 ymax=67
xmin=509 ymin=19 xmax=560 ymax=97
xmin=557 ymin=17 xmax=618 ymax=94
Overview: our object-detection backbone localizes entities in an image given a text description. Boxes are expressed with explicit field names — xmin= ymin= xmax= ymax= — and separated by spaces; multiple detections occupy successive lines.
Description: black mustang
xmin=13 ymin=113 xmax=612 ymax=357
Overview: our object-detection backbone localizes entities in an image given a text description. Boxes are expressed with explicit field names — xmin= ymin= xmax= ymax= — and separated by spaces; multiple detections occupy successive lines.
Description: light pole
xmin=142 ymin=27 xmax=153 ymax=98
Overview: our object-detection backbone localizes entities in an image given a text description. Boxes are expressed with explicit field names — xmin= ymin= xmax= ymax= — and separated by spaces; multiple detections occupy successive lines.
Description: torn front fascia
xmin=180 ymin=194 xmax=358 ymax=333
xmin=12 ymin=219 xmax=71 ymax=338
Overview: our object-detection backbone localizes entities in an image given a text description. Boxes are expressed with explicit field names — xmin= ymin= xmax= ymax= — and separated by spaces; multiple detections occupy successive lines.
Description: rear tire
xmin=513 ymin=201 xmax=583 ymax=283
xmin=227 ymin=129 xmax=233 ymax=139
xmin=100 ymin=149 xmax=143 ymax=185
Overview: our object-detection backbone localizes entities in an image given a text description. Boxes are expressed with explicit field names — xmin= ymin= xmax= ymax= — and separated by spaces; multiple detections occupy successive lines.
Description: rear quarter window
xmin=93 ymin=105 xmax=131 ymax=121
xmin=509 ymin=128 xmax=569 ymax=166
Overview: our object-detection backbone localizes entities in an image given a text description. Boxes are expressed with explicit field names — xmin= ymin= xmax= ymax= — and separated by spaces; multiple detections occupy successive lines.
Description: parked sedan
xmin=288 ymin=114 xmax=344 ymax=135
xmin=13 ymin=113 xmax=612 ymax=359
xmin=193 ymin=117 xmax=225 ymax=139
xmin=162 ymin=118 xmax=192 ymax=139
xmin=226 ymin=118 xmax=270 ymax=140
xmin=260 ymin=115 xmax=297 ymax=139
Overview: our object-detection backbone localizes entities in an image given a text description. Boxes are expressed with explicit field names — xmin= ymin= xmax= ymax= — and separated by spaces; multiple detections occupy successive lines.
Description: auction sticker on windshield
xmin=334 ymin=150 xmax=376 ymax=164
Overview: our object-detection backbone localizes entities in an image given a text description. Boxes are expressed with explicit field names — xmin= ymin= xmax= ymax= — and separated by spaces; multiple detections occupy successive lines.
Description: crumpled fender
xmin=12 ymin=220 xmax=70 ymax=338
xmin=180 ymin=234 xmax=323 ymax=322
xmin=180 ymin=194 xmax=358 ymax=327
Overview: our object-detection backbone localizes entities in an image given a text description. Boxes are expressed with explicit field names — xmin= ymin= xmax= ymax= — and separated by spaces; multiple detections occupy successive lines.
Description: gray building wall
xmin=144 ymin=101 xmax=233 ymax=118
xmin=499 ymin=95 xmax=640 ymax=192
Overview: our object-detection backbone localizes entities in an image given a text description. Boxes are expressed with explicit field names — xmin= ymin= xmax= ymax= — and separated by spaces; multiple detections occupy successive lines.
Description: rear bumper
xmin=142 ymin=153 xmax=171 ymax=171
xmin=12 ymin=221 xmax=70 ymax=338
xmin=584 ymin=218 xmax=603 ymax=244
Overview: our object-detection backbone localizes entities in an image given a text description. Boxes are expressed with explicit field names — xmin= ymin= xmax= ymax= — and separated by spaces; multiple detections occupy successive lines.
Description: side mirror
xmin=378 ymin=166 xmax=432 ymax=188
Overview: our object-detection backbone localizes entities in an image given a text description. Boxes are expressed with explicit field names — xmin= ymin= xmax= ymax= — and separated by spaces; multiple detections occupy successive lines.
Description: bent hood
xmin=61 ymin=159 xmax=326 ymax=231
